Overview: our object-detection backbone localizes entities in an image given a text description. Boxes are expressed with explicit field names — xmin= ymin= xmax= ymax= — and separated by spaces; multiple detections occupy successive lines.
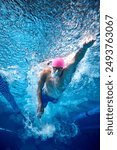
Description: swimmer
xmin=37 ymin=37 xmax=96 ymax=117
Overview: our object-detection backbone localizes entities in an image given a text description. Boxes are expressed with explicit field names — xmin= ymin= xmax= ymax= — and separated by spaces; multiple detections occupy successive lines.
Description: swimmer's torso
xmin=43 ymin=67 xmax=67 ymax=99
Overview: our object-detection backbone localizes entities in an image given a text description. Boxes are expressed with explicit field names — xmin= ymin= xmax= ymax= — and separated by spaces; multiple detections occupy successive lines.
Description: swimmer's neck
xmin=51 ymin=69 xmax=64 ymax=78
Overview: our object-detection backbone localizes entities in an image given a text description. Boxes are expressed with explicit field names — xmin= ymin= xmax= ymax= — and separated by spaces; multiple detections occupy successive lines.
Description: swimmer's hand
xmin=37 ymin=104 xmax=44 ymax=118
xmin=82 ymin=36 xmax=96 ymax=48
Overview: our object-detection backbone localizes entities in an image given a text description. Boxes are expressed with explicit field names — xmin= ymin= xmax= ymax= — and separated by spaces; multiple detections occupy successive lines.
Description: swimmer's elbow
xmin=66 ymin=49 xmax=85 ymax=69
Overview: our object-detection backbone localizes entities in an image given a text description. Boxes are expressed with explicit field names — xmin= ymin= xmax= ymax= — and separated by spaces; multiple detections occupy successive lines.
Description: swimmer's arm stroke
xmin=37 ymin=71 xmax=47 ymax=117
xmin=64 ymin=38 xmax=96 ymax=72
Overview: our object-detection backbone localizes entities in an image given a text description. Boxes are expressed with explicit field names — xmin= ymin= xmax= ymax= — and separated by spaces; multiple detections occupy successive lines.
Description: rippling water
xmin=0 ymin=0 xmax=100 ymax=149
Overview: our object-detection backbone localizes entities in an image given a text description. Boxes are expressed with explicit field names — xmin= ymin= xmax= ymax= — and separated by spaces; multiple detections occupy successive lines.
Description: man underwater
xmin=37 ymin=37 xmax=96 ymax=117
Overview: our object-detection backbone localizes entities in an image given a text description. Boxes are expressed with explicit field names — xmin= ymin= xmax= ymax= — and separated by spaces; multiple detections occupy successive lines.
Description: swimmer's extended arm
xmin=74 ymin=39 xmax=95 ymax=65
xmin=65 ymin=38 xmax=95 ymax=70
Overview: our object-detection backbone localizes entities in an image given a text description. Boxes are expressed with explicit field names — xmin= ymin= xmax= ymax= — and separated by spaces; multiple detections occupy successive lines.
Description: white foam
xmin=0 ymin=65 xmax=21 ymax=83
xmin=39 ymin=124 xmax=56 ymax=140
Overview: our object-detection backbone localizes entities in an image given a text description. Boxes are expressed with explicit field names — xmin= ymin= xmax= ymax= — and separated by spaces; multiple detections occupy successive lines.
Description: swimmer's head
xmin=52 ymin=58 xmax=65 ymax=77
xmin=52 ymin=57 xmax=65 ymax=68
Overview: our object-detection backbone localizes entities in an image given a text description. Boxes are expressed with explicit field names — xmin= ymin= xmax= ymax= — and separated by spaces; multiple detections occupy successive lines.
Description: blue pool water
xmin=0 ymin=0 xmax=100 ymax=150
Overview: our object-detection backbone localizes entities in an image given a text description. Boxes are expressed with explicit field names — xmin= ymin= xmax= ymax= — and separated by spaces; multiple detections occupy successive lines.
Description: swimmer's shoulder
xmin=40 ymin=67 xmax=51 ymax=77
xmin=38 ymin=67 xmax=51 ymax=82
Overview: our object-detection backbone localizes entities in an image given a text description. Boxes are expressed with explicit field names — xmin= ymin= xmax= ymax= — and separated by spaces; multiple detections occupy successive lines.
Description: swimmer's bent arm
xmin=37 ymin=71 xmax=46 ymax=117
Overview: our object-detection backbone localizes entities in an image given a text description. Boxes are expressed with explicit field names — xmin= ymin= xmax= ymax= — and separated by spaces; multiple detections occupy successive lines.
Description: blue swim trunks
xmin=42 ymin=91 xmax=58 ymax=108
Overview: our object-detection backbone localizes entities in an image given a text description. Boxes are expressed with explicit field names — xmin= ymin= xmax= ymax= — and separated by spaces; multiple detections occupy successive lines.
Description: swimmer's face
xmin=52 ymin=67 xmax=63 ymax=77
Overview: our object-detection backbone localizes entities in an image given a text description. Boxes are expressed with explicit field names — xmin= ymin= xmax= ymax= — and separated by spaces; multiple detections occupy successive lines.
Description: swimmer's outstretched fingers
xmin=83 ymin=37 xmax=96 ymax=49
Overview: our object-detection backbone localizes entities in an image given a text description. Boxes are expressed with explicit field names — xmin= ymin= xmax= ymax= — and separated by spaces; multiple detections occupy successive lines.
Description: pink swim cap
xmin=52 ymin=57 xmax=65 ymax=68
